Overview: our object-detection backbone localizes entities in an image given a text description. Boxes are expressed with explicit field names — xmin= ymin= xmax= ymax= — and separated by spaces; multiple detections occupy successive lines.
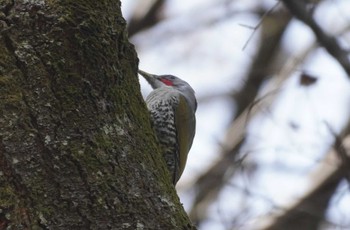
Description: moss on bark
xmin=0 ymin=0 xmax=195 ymax=229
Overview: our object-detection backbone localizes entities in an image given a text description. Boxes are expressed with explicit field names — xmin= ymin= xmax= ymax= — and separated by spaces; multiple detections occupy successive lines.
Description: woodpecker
xmin=139 ymin=70 xmax=197 ymax=185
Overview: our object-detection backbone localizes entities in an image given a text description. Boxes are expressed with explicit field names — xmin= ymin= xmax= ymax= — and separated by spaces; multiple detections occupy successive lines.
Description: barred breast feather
xmin=146 ymin=87 xmax=195 ymax=184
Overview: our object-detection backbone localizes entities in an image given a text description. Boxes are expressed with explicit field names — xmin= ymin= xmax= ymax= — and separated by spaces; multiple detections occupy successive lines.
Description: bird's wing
xmin=174 ymin=93 xmax=196 ymax=179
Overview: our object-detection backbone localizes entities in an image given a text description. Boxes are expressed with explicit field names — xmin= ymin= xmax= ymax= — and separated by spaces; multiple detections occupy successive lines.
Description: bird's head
xmin=138 ymin=70 xmax=197 ymax=111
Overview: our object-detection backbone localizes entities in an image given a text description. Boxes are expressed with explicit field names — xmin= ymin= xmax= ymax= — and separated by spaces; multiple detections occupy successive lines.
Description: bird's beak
xmin=138 ymin=70 xmax=154 ymax=80
xmin=138 ymin=70 xmax=163 ymax=88
xmin=138 ymin=70 xmax=156 ymax=83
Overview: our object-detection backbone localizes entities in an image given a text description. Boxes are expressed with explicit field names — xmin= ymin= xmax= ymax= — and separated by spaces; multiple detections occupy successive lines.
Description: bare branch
xmin=188 ymin=11 xmax=293 ymax=225
xmin=260 ymin=130 xmax=350 ymax=230
xmin=128 ymin=0 xmax=165 ymax=37
xmin=281 ymin=0 xmax=350 ymax=76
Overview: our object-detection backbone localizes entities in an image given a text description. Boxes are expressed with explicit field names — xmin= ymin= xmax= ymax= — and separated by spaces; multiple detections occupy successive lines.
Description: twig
xmin=241 ymin=2 xmax=281 ymax=50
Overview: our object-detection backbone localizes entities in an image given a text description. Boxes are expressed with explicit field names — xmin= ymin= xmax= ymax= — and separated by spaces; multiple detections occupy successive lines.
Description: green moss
xmin=0 ymin=75 xmax=13 ymax=85
xmin=0 ymin=70 xmax=24 ymax=104
xmin=0 ymin=186 xmax=18 ymax=208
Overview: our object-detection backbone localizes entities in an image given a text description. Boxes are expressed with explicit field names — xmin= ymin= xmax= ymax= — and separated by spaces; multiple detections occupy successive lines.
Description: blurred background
xmin=122 ymin=0 xmax=350 ymax=229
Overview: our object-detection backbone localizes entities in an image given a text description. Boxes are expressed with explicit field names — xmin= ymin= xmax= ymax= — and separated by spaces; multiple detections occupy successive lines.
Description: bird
xmin=138 ymin=70 xmax=197 ymax=185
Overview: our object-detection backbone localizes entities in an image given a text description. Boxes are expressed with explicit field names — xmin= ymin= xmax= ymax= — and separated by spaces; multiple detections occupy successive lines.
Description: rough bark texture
xmin=0 ymin=0 xmax=194 ymax=229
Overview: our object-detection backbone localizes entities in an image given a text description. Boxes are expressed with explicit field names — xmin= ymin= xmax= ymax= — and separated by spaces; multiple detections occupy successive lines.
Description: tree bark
xmin=0 ymin=0 xmax=194 ymax=229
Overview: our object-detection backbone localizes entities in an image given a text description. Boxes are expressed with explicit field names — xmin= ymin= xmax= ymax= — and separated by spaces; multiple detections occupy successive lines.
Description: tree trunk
xmin=0 ymin=0 xmax=194 ymax=229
